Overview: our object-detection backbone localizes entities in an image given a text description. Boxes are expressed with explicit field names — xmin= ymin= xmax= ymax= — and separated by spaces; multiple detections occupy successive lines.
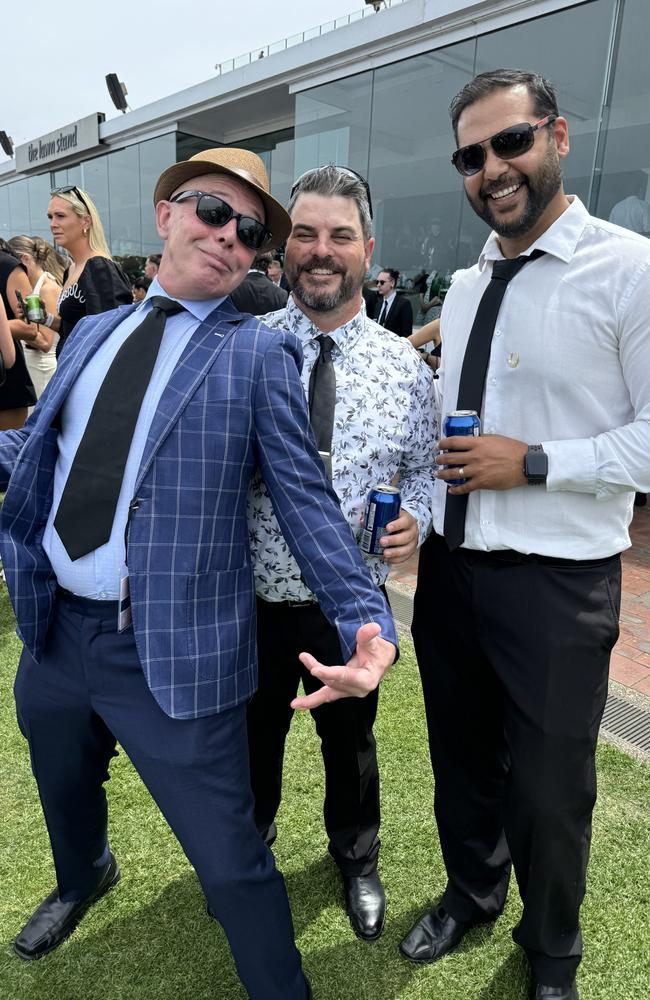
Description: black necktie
xmin=443 ymin=250 xmax=545 ymax=551
xmin=378 ymin=301 xmax=388 ymax=326
xmin=54 ymin=296 xmax=184 ymax=561
xmin=308 ymin=334 xmax=336 ymax=479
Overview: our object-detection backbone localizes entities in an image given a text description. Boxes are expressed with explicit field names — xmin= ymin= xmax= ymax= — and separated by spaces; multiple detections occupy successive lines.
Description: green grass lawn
xmin=0 ymin=590 xmax=648 ymax=1000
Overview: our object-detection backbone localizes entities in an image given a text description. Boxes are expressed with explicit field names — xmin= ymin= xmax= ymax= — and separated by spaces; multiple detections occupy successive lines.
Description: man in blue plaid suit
xmin=0 ymin=148 xmax=397 ymax=1000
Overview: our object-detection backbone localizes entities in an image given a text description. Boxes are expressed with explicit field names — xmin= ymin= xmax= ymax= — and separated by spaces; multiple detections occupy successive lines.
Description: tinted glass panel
xmin=294 ymin=70 xmax=373 ymax=179
xmin=108 ymin=145 xmax=140 ymax=256
xmin=594 ymin=0 xmax=650 ymax=233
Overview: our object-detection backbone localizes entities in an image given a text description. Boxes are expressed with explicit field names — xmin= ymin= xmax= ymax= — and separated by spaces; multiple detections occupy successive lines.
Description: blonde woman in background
xmin=46 ymin=185 xmax=131 ymax=354
xmin=8 ymin=236 xmax=66 ymax=399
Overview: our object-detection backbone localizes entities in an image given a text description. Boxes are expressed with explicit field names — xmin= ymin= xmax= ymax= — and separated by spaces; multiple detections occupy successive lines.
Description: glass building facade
xmin=1 ymin=0 xmax=648 ymax=281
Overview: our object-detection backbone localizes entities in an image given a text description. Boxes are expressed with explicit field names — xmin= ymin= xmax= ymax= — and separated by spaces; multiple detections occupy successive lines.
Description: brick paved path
xmin=388 ymin=504 xmax=650 ymax=698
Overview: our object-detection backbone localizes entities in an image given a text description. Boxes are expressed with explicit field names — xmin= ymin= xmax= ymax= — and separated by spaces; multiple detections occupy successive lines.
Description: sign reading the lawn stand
xmin=15 ymin=114 xmax=105 ymax=173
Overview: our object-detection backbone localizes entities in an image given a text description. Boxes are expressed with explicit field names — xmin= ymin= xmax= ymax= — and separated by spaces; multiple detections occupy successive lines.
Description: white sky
xmin=2 ymin=0 xmax=369 ymax=157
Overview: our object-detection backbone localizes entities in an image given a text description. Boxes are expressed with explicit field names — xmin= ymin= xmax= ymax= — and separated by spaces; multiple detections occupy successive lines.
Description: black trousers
xmin=247 ymin=596 xmax=380 ymax=876
xmin=411 ymin=532 xmax=621 ymax=987
xmin=14 ymin=592 xmax=308 ymax=1000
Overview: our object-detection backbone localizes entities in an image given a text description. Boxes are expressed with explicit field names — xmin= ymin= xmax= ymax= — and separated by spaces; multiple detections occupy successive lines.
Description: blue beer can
xmin=442 ymin=410 xmax=481 ymax=485
xmin=359 ymin=484 xmax=401 ymax=556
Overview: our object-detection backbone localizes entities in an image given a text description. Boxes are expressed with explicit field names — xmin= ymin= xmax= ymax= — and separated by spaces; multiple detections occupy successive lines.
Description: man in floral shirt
xmin=247 ymin=165 xmax=436 ymax=942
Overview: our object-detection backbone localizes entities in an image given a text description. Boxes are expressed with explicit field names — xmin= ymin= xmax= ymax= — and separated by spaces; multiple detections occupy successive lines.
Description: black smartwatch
xmin=524 ymin=444 xmax=548 ymax=485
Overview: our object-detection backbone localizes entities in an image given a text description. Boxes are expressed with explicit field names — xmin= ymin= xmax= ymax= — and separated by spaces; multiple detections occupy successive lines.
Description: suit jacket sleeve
xmin=252 ymin=329 xmax=398 ymax=659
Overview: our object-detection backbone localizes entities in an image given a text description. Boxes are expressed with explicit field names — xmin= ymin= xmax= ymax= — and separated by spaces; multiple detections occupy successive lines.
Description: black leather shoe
xmin=399 ymin=904 xmax=480 ymax=964
xmin=529 ymin=982 xmax=578 ymax=1000
xmin=343 ymin=871 xmax=386 ymax=941
xmin=13 ymin=854 xmax=120 ymax=961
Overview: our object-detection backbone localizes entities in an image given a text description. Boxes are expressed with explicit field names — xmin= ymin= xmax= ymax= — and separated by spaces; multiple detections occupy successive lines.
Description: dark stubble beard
xmin=467 ymin=141 xmax=563 ymax=239
xmin=288 ymin=255 xmax=365 ymax=313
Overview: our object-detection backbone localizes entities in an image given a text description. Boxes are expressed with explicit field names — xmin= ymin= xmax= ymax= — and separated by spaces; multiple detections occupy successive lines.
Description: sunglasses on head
xmin=169 ymin=190 xmax=272 ymax=250
xmin=290 ymin=165 xmax=373 ymax=219
xmin=451 ymin=115 xmax=557 ymax=177
xmin=51 ymin=185 xmax=91 ymax=214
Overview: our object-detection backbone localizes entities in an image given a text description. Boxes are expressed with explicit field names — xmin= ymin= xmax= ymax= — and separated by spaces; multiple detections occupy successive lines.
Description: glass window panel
xmin=80 ymin=155 xmax=110 ymax=245
xmin=107 ymin=145 xmax=140 ymax=256
xmin=7 ymin=180 xmax=30 ymax=237
xmin=594 ymin=0 xmax=650 ymax=233
xmin=0 ymin=184 xmax=10 ymax=240
xmin=294 ymin=70 xmax=373 ymax=179
xmin=27 ymin=174 xmax=52 ymax=239
xmin=139 ymin=134 xmax=175 ymax=256
xmin=368 ymin=42 xmax=476 ymax=288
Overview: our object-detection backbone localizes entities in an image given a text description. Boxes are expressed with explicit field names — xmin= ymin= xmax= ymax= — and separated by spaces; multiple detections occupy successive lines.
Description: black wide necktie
xmin=378 ymin=301 xmax=388 ymax=326
xmin=308 ymin=334 xmax=336 ymax=479
xmin=54 ymin=296 xmax=184 ymax=561
xmin=443 ymin=250 xmax=545 ymax=551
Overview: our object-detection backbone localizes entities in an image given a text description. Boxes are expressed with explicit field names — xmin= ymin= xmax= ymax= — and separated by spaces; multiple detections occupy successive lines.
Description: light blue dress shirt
xmin=43 ymin=278 xmax=225 ymax=598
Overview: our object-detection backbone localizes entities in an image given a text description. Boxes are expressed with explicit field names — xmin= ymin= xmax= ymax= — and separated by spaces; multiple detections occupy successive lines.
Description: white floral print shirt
xmin=248 ymin=296 xmax=438 ymax=602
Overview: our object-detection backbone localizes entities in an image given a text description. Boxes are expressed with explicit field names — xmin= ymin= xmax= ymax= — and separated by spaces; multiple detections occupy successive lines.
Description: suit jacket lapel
xmin=134 ymin=300 xmax=245 ymax=490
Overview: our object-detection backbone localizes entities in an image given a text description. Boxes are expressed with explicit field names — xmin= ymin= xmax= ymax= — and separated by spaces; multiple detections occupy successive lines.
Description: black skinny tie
xmin=308 ymin=334 xmax=336 ymax=479
xmin=443 ymin=250 xmax=545 ymax=551
xmin=54 ymin=296 xmax=184 ymax=561
xmin=378 ymin=301 xmax=388 ymax=326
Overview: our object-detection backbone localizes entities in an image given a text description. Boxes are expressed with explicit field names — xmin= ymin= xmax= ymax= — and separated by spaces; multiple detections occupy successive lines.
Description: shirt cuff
xmin=543 ymin=438 xmax=597 ymax=493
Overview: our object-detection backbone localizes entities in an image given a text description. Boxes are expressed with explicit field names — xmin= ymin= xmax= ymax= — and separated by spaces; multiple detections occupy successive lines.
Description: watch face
xmin=526 ymin=449 xmax=548 ymax=480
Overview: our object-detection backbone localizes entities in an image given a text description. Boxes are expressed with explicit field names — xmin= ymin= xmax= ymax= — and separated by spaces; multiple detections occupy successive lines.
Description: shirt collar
xmin=478 ymin=195 xmax=589 ymax=271
xmin=382 ymin=290 xmax=397 ymax=308
xmin=144 ymin=276 xmax=226 ymax=322
xmin=283 ymin=294 xmax=367 ymax=356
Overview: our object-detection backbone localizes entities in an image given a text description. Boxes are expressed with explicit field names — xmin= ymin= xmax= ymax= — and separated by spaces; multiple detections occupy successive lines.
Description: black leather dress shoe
xmin=399 ymin=904 xmax=478 ymax=964
xmin=529 ymin=982 xmax=578 ymax=999
xmin=14 ymin=854 xmax=120 ymax=960
xmin=343 ymin=871 xmax=386 ymax=941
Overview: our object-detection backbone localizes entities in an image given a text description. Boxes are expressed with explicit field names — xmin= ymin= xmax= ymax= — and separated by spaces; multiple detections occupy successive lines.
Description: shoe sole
xmin=13 ymin=866 xmax=121 ymax=961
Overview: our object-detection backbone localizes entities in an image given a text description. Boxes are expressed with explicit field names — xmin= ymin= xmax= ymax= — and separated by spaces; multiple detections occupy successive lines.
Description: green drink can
xmin=25 ymin=294 xmax=46 ymax=324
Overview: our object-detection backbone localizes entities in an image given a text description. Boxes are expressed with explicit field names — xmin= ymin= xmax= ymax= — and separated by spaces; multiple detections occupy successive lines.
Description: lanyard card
xmin=118 ymin=570 xmax=132 ymax=633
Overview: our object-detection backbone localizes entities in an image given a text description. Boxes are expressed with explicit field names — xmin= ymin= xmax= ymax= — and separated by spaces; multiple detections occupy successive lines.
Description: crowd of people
xmin=1 ymin=66 xmax=649 ymax=1000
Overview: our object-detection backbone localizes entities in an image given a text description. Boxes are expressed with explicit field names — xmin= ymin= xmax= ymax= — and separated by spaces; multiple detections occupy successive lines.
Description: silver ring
xmin=458 ymin=467 xmax=465 ymax=480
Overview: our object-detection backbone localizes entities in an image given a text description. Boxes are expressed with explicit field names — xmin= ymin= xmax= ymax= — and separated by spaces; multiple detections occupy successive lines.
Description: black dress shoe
xmin=399 ymin=904 xmax=478 ymax=964
xmin=343 ymin=871 xmax=386 ymax=941
xmin=530 ymin=982 xmax=578 ymax=1000
xmin=14 ymin=854 xmax=120 ymax=961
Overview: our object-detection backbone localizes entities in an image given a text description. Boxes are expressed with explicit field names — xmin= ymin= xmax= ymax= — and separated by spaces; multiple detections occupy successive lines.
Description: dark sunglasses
xmin=51 ymin=184 xmax=91 ymax=214
xmin=376 ymin=279 xmax=390 ymax=285
xmin=169 ymin=190 xmax=271 ymax=250
xmin=290 ymin=165 xmax=373 ymax=219
xmin=451 ymin=115 xmax=557 ymax=176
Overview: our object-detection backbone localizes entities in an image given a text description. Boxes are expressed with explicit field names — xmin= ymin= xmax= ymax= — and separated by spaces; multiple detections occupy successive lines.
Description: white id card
xmin=118 ymin=570 xmax=132 ymax=632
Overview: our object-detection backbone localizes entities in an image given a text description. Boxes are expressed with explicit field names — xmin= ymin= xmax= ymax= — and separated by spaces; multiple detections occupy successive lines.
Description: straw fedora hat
xmin=153 ymin=147 xmax=291 ymax=250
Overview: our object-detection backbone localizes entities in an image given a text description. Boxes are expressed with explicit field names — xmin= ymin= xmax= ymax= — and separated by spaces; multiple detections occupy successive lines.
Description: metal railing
xmin=215 ymin=0 xmax=407 ymax=75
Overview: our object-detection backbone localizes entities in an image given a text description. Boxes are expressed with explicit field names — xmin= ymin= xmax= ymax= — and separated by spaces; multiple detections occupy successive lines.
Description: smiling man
xmin=400 ymin=70 xmax=650 ymax=1000
xmin=246 ymin=165 xmax=436 ymax=942
xmin=0 ymin=148 xmax=399 ymax=1000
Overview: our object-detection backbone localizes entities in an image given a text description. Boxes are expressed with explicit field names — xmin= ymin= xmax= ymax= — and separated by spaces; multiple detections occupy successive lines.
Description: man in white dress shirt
xmin=400 ymin=69 xmax=650 ymax=1000
xmin=247 ymin=165 xmax=436 ymax=942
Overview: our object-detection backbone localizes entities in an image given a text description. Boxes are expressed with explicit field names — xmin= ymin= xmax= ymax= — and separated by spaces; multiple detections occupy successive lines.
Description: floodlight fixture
xmin=105 ymin=73 xmax=129 ymax=113
xmin=0 ymin=131 xmax=14 ymax=157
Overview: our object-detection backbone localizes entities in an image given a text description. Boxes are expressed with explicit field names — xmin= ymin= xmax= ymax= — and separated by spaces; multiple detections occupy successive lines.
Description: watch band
xmin=524 ymin=444 xmax=548 ymax=485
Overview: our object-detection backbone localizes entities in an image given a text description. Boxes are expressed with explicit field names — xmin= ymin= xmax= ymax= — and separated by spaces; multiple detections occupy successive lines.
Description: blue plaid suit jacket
xmin=0 ymin=299 xmax=396 ymax=719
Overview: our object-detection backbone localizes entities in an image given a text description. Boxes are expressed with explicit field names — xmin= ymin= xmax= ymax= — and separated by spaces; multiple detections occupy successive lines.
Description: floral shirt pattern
xmin=248 ymin=296 xmax=437 ymax=602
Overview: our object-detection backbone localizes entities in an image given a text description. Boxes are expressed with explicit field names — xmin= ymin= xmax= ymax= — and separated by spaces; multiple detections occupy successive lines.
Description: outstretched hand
xmin=291 ymin=622 xmax=396 ymax=711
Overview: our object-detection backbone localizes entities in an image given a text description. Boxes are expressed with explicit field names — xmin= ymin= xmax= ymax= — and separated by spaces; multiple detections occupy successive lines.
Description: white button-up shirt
xmin=249 ymin=297 xmax=437 ymax=602
xmin=435 ymin=196 xmax=650 ymax=559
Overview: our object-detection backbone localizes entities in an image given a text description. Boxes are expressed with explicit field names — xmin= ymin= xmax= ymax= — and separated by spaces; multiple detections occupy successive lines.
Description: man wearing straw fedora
xmin=0 ymin=147 xmax=397 ymax=999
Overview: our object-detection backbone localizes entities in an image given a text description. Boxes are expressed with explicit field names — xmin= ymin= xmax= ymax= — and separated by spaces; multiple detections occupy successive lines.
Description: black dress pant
xmin=247 ymin=596 xmax=381 ymax=876
xmin=411 ymin=532 xmax=621 ymax=987
xmin=14 ymin=592 xmax=308 ymax=1000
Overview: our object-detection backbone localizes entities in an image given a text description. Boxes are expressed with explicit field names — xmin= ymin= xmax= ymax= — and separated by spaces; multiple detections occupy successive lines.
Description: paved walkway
xmin=388 ymin=503 xmax=650 ymax=699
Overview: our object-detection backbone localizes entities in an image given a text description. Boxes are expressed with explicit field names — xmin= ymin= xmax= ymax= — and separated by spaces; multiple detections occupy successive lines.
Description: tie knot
xmin=149 ymin=295 xmax=184 ymax=317
xmin=491 ymin=248 xmax=545 ymax=283
xmin=316 ymin=334 xmax=335 ymax=359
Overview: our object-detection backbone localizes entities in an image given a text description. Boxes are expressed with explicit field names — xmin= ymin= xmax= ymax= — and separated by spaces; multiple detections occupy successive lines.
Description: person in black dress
xmin=46 ymin=186 xmax=131 ymax=354
xmin=0 ymin=240 xmax=36 ymax=429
